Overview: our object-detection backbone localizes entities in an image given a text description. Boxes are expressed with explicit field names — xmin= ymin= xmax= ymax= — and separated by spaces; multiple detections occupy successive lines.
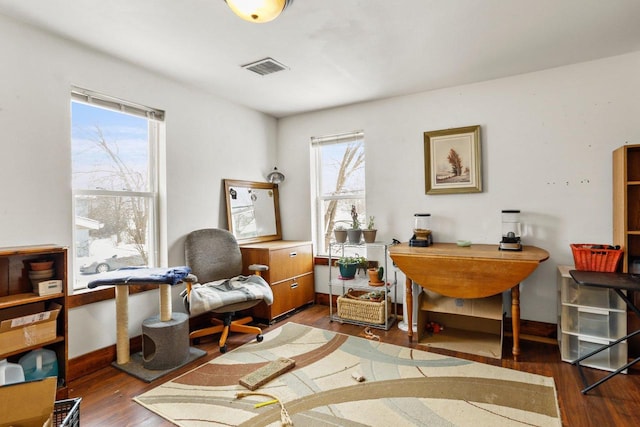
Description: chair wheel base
xmin=220 ymin=344 xmax=228 ymax=353
xmin=256 ymin=334 xmax=264 ymax=342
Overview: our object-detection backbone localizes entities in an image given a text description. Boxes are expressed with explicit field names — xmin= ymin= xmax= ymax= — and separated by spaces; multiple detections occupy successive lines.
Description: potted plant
xmin=362 ymin=215 xmax=377 ymax=243
xmin=346 ymin=205 xmax=362 ymax=244
xmin=333 ymin=224 xmax=348 ymax=243
xmin=367 ymin=266 xmax=384 ymax=284
xmin=335 ymin=254 xmax=367 ymax=279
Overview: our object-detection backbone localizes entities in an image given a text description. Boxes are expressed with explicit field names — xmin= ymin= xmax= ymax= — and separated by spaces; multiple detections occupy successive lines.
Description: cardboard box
xmin=32 ymin=280 xmax=63 ymax=296
xmin=0 ymin=377 xmax=57 ymax=427
xmin=419 ymin=290 xmax=504 ymax=320
xmin=417 ymin=291 xmax=504 ymax=359
xmin=0 ymin=303 xmax=61 ymax=355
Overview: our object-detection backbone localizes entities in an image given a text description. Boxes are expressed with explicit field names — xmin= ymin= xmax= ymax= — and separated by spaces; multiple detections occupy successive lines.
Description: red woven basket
xmin=570 ymin=243 xmax=623 ymax=272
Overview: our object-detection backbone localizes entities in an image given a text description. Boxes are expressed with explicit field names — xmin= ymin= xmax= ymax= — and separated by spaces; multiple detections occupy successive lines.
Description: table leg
xmin=511 ymin=284 xmax=520 ymax=361
xmin=406 ymin=277 xmax=413 ymax=341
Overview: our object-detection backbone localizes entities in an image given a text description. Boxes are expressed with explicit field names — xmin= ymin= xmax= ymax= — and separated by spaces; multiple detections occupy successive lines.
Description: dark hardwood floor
xmin=68 ymin=304 xmax=640 ymax=426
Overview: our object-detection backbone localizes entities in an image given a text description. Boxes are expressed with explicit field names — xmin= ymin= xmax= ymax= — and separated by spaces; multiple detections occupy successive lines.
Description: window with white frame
xmin=70 ymin=88 xmax=163 ymax=290
xmin=311 ymin=131 xmax=366 ymax=255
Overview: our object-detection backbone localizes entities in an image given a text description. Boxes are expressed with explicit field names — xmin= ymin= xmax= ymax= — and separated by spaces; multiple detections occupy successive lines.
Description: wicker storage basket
xmin=337 ymin=289 xmax=390 ymax=324
xmin=570 ymin=243 xmax=623 ymax=272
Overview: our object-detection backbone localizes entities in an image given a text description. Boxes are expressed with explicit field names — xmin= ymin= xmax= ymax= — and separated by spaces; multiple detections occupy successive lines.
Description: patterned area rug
xmin=134 ymin=322 xmax=561 ymax=426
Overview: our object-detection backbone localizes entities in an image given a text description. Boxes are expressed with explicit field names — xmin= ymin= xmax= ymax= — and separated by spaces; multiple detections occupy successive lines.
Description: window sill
xmin=314 ymin=256 xmax=331 ymax=266
xmin=67 ymin=283 xmax=160 ymax=309
xmin=314 ymin=255 xmax=377 ymax=268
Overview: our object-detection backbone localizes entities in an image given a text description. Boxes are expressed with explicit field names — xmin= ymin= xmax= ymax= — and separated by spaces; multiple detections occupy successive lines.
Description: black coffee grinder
xmin=499 ymin=210 xmax=522 ymax=251
xmin=410 ymin=213 xmax=432 ymax=247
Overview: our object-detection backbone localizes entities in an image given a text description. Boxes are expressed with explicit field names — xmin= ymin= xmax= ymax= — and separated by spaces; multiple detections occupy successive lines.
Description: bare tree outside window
xmin=75 ymin=124 xmax=150 ymax=264
xmin=312 ymin=132 xmax=366 ymax=255
xmin=71 ymin=95 xmax=161 ymax=289
xmin=322 ymin=142 xmax=364 ymax=249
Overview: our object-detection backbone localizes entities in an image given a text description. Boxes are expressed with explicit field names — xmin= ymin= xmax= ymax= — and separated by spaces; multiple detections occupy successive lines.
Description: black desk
xmin=569 ymin=270 xmax=640 ymax=394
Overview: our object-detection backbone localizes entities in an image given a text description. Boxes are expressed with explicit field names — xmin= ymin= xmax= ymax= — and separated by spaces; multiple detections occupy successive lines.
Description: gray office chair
xmin=184 ymin=228 xmax=272 ymax=353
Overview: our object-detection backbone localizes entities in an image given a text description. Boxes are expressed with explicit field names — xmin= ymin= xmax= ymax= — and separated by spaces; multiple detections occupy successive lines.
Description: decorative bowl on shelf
xmin=30 ymin=260 xmax=54 ymax=271
xmin=28 ymin=269 xmax=54 ymax=281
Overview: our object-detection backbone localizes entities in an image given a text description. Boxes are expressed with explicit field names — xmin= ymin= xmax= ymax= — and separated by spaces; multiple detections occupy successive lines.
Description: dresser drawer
xmin=561 ymin=305 xmax=626 ymax=340
xmin=252 ymin=273 xmax=314 ymax=321
xmin=269 ymin=244 xmax=313 ymax=283
xmin=271 ymin=273 xmax=314 ymax=316
xmin=560 ymin=333 xmax=627 ymax=373
xmin=240 ymin=241 xmax=313 ymax=285
xmin=560 ymin=273 xmax=626 ymax=310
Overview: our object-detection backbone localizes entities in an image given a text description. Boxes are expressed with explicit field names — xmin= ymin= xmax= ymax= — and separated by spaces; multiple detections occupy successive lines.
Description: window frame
xmin=70 ymin=88 xmax=163 ymax=294
xmin=310 ymin=131 xmax=366 ymax=256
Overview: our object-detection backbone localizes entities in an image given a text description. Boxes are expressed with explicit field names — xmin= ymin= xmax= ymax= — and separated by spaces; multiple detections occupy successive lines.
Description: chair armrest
xmin=184 ymin=273 xmax=198 ymax=282
xmin=183 ymin=273 xmax=198 ymax=297
xmin=249 ymin=264 xmax=269 ymax=272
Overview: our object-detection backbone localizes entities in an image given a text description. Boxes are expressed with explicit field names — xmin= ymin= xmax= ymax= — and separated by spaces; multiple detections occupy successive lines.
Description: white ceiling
xmin=1 ymin=0 xmax=640 ymax=118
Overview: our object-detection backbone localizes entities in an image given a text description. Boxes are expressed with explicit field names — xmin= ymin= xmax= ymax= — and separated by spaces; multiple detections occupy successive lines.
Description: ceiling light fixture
xmin=224 ymin=0 xmax=293 ymax=23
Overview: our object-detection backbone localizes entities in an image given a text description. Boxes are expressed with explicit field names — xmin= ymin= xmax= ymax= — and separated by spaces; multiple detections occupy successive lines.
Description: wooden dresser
xmin=240 ymin=240 xmax=314 ymax=323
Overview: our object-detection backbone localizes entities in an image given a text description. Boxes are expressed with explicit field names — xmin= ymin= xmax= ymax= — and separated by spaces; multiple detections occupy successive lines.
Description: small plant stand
xmin=328 ymin=242 xmax=397 ymax=330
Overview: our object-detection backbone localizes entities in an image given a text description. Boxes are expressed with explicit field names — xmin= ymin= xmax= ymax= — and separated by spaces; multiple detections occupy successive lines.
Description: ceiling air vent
xmin=242 ymin=57 xmax=288 ymax=76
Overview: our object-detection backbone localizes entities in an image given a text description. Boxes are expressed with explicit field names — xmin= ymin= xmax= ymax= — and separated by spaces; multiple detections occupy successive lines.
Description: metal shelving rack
xmin=328 ymin=241 xmax=397 ymax=330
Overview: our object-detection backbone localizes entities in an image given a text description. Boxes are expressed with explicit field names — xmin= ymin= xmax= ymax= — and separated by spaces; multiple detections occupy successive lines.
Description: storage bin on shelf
xmin=570 ymin=244 xmax=623 ymax=272
xmin=337 ymin=289 xmax=391 ymax=325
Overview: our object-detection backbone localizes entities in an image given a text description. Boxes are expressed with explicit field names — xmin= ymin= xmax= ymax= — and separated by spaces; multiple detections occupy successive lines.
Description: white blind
xmin=71 ymin=87 xmax=165 ymax=121
xmin=311 ymin=130 xmax=363 ymax=147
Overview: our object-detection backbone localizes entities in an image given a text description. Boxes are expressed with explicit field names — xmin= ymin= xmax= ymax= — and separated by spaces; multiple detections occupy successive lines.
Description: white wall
xmin=277 ymin=52 xmax=640 ymax=324
xmin=2 ymin=11 xmax=639 ymax=359
xmin=0 ymin=15 xmax=278 ymax=357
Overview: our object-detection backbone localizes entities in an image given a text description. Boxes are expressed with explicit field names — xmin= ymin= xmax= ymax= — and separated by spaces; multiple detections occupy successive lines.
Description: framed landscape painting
xmin=423 ymin=125 xmax=482 ymax=194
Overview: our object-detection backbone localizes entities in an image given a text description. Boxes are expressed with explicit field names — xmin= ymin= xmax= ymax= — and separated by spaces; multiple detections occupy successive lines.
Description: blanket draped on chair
xmin=183 ymin=275 xmax=273 ymax=316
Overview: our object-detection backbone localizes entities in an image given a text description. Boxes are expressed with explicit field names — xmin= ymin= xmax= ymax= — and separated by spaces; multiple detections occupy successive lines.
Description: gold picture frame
xmin=424 ymin=125 xmax=482 ymax=194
